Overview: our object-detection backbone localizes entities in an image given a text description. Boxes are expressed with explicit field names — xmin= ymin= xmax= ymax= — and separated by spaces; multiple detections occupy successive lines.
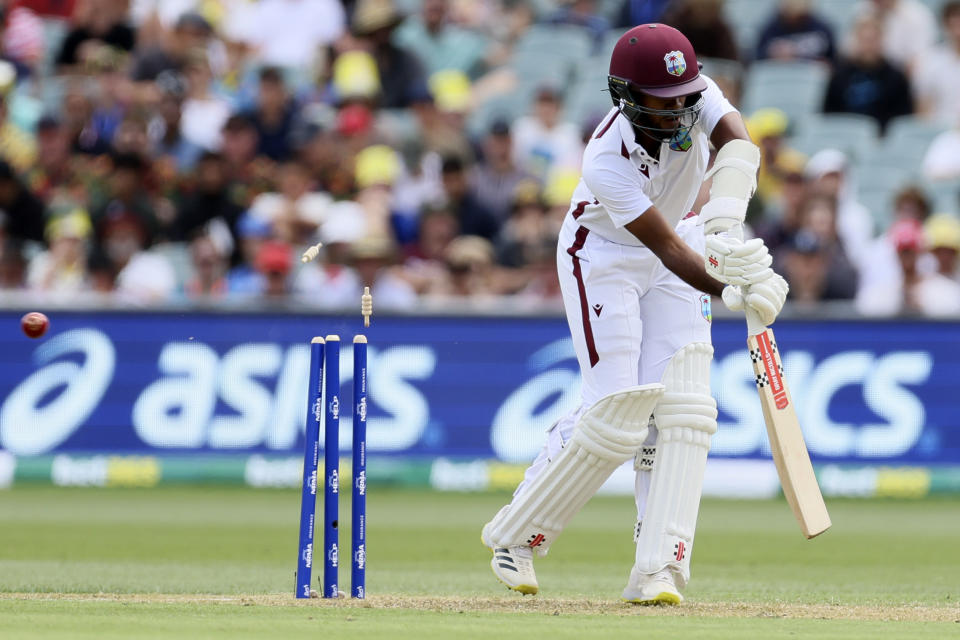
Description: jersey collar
xmin=617 ymin=111 xmax=660 ymax=164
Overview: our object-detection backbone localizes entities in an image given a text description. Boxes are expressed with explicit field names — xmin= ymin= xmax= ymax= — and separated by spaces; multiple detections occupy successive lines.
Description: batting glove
xmin=705 ymin=236 xmax=773 ymax=287
xmin=721 ymin=273 xmax=789 ymax=326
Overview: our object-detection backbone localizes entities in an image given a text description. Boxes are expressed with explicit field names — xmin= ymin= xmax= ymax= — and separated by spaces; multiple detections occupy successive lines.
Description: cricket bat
xmin=747 ymin=319 xmax=831 ymax=539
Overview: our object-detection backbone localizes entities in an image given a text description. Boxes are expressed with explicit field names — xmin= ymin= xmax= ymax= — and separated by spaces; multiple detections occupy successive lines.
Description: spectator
xmin=514 ymin=237 xmax=563 ymax=305
xmin=220 ymin=114 xmax=260 ymax=185
xmin=246 ymin=67 xmax=298 ymax=162
xmin=0 ymin=62 xmax=36 ymax=172
xmin=111 ymin=115 xmax=151 ymax=157
xmin=496 ymin=180 xmax=547 ymax=266
xmin=402 ymin=205 xmax=459 ymax=293
xmin=745 ymin=108 xmax=807 ymax=209
xmin=617 ymin=0 xmax=673 ymax=27
xmin=56 ymin=0 xmax=136 ymax=69
xmin=148 ymin=72 xmax=203 ymax=172
xmin=227 ymin=212 xmax=271 ymax=296
xmin=0 ymin=159 xmax=46 ymax=244
xmin=184 ymin=232 xmax=229 ymax=299
xmin=175 ymin=152 xmax=243 ymax=260
xmin=93 ymin=153 xmax=157 ymax=235
xmin=348 ymin=233 xmax=417 ymax=310
xmin=0 ymin=238 xmax=27 ymax=290
xmin=394 ymin=0 xmax=490 ymax=78
xmin=255 ymin=239 xmax=294 ymax=298
xmin=246 ymin=161 xmax=330 ymax=245
xmin=26 ymin=207 xmax=91 ymax=295
xmin=351 ymin=0 xmax=427 ymax=109
xmin=782 ymin=195 xmax=859 ymax=302
xmin=180 ymin=53 xmax=231 ymax=151
xmin=405 ymin=71 xmax=474 ymax=163
xmin=803 ymin=149 xmax=874 ymax=267
xmin=663 ymin=0 xmax=740 ymax=62
xmin=131 ymin=11 xmax=214 ymax=82
xmin=853 ymin=0 xmax=936 ymax=74
xmin=330 ymin=49 xmax=381 ymax=107
xmin=912 ymin=1 xmax=960 ymax=125
xmin=753 ymin=150 xmax=808 ymax=254
xmin=471 ymin=120 xmax=536 ymax=224
xmin=353 ymin=144 xmax=414 ymax=242
xmin=921 ymin=122 xmax=960 ymax=181
xmin=432 ymin=234 xmax=498 ymax=299
xmin=62 ymin=80 xmax=111 ymax=156
xmin=780 ymin=230 xmax=834 ymax=307
xmin=226 ymin=0 xmax=345 ymax=69
xmin=99 ymin=207 xmax=177 ymax=303
xmin=755 ymin=0 xmax=837 ymax=63
xmin=440 ymin=155 xmax=499 ymax=240
xmin=511 ymin=85 xmax=583 ymax=180
xmin=857 ymin=185 xmax=934 ymax=297
xmin=857 ymin=219 xmax=960 ymax=316
xmin=3 ymin=6 xmax=47 ymax=75
xmin=25 ymin=116 xmax=73 ymax=202
xmin=823 ymin=12 xmax=913 ymax=132
xmin=925 ymin=213 xmax=960 ymax=281
xmin=543 ymin=0 xmax=610 ymax=47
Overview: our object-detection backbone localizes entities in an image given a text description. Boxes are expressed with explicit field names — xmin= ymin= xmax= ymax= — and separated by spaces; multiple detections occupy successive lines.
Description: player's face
xmin=638 ymin=94 xmax=686 ymax=130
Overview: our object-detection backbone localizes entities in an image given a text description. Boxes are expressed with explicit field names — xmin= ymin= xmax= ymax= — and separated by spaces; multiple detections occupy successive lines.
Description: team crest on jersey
xmin=670 ymin=127 xmax=693 ymax=152
xmin=700 ymin=294 xmax=712 ymax=323
xmin=664 ymin=50 xmax=687 ymax=76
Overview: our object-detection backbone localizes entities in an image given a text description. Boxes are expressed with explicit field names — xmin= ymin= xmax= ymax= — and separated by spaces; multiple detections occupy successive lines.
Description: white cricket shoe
xmin=481 ymin=524 xmax=539 ymax=595
xmin=621 ymin=567 xmax=683 ymax=605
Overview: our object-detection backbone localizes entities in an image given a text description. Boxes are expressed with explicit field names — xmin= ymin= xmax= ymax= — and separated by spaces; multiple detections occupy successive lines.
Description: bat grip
xmin=713 ymin=223 xmax=769 ymax=337
xmin=744 ymin=306 xmax=767 ymax=337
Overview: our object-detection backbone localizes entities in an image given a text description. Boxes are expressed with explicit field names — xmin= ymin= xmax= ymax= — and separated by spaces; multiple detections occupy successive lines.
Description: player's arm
xmin=624 ymin=206 xmax=724 ymax=297
xmin=704 ymin=111 xmax=789 ymax=325
xmin=709 ymin=111 xmax=751 ymax=151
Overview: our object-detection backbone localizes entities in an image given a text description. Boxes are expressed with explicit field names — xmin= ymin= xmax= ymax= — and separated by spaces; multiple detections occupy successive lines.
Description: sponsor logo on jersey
xmin=592 ymin=303 xmax=603 ymax=317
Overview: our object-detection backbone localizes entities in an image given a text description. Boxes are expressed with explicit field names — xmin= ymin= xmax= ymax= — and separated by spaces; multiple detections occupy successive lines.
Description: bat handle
xmin=744 ymin=307 xmax=767 ymax=337
xmin=712 ymin=223 xmax=769 ymax=337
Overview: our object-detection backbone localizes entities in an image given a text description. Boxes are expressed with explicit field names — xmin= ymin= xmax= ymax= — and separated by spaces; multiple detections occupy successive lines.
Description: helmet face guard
xmin=608 ymin=75 xmax=704 ymax=152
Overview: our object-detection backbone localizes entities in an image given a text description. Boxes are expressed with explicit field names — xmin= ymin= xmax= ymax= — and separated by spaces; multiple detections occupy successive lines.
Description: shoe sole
xmin=482 ymin=532 xmax=538 ymax=595
xmin=622 ymin=591 xmax=682 ymax=605
xmin=490 ymin=557 xmax=539 ymax=595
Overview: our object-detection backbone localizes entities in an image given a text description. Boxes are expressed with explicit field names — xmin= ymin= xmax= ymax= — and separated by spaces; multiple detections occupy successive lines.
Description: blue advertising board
xmin=0 ymin=311 xmax=957 ymax=465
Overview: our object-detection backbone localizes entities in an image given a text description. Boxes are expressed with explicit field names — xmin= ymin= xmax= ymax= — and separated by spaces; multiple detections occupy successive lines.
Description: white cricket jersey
xmin=568 ymin=75 xmax=736 ymax=246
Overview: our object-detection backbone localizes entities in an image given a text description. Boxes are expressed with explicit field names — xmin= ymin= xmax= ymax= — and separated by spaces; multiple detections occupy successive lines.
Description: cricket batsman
xmin=482 ymin=23 xmax=789 ymax=604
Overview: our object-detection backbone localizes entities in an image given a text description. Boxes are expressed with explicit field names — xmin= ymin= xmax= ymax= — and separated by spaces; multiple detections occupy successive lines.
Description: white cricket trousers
xmin=515 ymin=214 xmax=713 ymax=522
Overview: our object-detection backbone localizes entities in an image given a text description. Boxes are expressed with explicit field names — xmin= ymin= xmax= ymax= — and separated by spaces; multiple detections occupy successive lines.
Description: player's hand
xmin=721 ymin=273 xmax=789 ymax=326
xmin=705 ymin=236 xmax=772 ymax=286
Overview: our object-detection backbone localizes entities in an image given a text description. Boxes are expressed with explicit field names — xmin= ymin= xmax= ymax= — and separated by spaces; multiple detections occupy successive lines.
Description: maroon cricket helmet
xmin=607 ymin=24 xmax=707 ymax=146
xmin=609 ymin=23 xmax=707 ymax=98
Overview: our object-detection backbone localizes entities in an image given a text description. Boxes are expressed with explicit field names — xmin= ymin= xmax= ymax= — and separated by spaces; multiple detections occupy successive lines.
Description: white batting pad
xmin=631 ymin=343 xmax=717 ymax=588
xmin=484 ymin=384 xmax=664 ymax=554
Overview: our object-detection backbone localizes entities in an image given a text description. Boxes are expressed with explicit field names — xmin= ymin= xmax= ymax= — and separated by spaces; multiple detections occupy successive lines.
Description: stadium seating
xmin=883 ymin=115 xmax=949 ymax=167
xmin=741 ymin=60 xmax=830 ymax=123
xmin=789 ymin=113 xmax=881 ymax=162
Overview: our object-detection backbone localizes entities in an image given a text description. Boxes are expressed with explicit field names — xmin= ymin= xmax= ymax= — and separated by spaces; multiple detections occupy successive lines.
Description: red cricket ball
xmin=21 ymin=312 xmax=50 ymax=339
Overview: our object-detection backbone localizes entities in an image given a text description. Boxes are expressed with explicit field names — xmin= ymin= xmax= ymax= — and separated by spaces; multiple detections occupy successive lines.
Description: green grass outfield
xmin=0 ymin=487 xmax=957 ymax=639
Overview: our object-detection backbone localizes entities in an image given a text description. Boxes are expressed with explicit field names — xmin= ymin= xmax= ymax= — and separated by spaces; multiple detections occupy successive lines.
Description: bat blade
xmin=748 ymin=328 xmax=831 ymax=539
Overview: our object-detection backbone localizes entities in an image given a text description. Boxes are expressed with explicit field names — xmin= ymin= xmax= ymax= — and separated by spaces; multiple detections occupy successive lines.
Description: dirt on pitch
xmin=4 ymin=593 xmax=957 ymax=622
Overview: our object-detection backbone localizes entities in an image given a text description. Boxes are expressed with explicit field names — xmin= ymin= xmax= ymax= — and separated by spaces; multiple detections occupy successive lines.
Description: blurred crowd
xmin=0 ymin=0 xmax=956 ymax=316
